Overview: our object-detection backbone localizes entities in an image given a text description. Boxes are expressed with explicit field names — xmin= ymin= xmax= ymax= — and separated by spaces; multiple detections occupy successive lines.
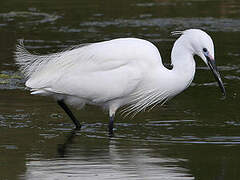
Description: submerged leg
xmin=109 ymin=106 xmax=118 ymax=137
xmin=57 ymin=100 xmax=81 ymax=130
xmin=108 ymin=115 xmax=115 ymax=137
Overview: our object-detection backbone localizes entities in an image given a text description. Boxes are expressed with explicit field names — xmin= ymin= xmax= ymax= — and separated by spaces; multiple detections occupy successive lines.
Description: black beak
xmin=205 ymin=54 xmax=226 ymax=97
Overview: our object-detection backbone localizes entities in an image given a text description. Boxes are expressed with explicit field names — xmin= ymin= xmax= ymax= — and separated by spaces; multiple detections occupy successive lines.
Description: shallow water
xmin=0 ymin=0 xmax=240 ymax=179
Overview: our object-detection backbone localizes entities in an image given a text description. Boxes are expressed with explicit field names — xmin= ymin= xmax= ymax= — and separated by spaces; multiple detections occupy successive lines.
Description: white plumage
xmin=15 ymin=29 xmax=225 ymax=134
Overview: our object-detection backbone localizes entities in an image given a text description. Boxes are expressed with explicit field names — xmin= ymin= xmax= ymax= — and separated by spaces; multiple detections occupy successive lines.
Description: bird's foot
xmin=109 ymin=130 xmax=114 ymax=137
xmin=74 ymin=125 xmax=81 ymax=130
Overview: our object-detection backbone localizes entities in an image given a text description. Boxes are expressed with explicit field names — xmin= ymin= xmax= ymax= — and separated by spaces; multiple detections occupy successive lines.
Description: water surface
xmin=0 ymin=0 xmax=240 ymax=179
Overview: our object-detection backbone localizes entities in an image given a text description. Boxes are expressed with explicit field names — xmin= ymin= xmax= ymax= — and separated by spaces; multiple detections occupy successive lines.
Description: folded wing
xmin=15 ymin=38 xmax=162 ymax=103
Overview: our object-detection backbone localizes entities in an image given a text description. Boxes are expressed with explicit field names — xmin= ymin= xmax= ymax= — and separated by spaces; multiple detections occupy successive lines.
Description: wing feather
xmin=15 ymin=38 xmax=162 ymax=104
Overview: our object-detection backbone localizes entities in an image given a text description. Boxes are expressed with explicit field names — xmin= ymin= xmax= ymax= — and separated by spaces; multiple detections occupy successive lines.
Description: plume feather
xmin=14 ymin=40 xmax=91 ymax=79
xmin=121 ymin=89 xmax=170 ymax=118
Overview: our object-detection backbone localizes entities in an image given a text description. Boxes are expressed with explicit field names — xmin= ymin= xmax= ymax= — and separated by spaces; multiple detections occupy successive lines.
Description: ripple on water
xmin=0 ymin=113 xmax=30 ymax=128
xmin=22 ymin=120 xmax=240 ymax=180
xmin=51 ymin=119 xmax=240 ymax=146
xmin=79 ymin=18 xmax=240 ymax=32
xmin=197 ymin=65 xmax=240 ymax=71
xmin=0 ymin=145 xmax=18 ymax=150
xmin=0 ymin=71 xmax=24 ymax=90
xmin=0 ymin=10 xmax=61 ymax=26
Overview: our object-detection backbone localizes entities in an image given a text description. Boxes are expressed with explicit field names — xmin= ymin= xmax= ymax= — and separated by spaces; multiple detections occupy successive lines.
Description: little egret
xmin=15 ymin=29 xmax=225 ymax=135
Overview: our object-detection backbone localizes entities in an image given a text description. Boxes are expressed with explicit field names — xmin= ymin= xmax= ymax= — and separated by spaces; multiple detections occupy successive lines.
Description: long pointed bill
xmin=205 ymin=54 xmax=226 ymax=97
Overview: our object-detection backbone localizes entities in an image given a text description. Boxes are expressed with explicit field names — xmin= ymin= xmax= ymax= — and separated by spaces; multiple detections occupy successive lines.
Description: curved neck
xmin=170 ymin=36 xmax=196 ymax=89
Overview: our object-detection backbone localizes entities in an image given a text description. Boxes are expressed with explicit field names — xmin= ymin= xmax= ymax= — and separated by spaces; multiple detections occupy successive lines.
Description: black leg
xmin=57 ymin=100 xmax=81 ymax=130
xmin=108 ymin=115 xmax=114 ymax=137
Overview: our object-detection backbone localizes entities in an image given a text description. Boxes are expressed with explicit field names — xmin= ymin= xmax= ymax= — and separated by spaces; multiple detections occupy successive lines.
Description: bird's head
xmin=172 ymin=29 xmax=226 ymax=97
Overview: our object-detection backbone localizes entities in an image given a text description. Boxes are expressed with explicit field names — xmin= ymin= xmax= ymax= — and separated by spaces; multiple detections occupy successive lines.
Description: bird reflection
xmin=57 ymin=129 xmax=78 ymax=157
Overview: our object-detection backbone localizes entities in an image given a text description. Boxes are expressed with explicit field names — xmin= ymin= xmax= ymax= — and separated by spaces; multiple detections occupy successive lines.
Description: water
xmin=0 ymin=0 xmax=240 ymax=179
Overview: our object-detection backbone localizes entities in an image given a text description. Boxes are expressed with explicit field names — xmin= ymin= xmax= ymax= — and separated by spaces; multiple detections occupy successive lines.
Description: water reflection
xmin=20 ymin=126 xmax=240 ymax=180
xmin=24 ymin=131 xmax=193 ymax=180
xmin=57 ymin=129 xmax=78 ymax=157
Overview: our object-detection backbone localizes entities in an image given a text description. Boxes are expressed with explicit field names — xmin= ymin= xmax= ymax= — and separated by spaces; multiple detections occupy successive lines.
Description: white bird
xmin=15 ymin=29 xmax=225 ymax=135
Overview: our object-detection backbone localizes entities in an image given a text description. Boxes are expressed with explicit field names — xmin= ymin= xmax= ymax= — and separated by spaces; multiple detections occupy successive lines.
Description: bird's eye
xmin=203 ymin=48 xmax=208 ymax=52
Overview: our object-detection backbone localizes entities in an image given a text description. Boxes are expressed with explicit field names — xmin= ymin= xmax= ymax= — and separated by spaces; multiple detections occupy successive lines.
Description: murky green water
xmin=1 ymin=0 xmax=240 ymax=179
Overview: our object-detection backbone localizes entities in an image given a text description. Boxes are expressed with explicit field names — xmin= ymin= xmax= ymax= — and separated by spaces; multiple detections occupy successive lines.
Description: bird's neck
xmin=170 ymin=37 xmax=196 ymax=90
